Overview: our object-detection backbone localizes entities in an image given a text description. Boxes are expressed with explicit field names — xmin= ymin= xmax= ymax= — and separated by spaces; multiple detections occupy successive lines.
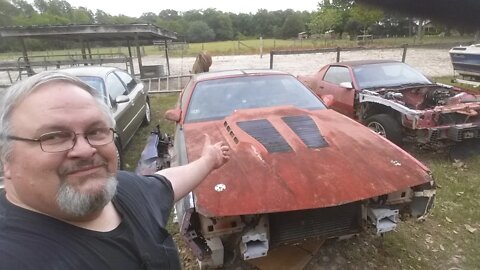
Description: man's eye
xmin=40 ymin=132 xmax=71 ymax=144
xmin=87 ymin=128 xmax=110 ymax=139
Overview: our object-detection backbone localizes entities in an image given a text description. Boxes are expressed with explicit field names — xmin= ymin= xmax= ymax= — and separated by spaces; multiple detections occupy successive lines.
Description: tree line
xmin=0 ymin=0 xmax=475 ymax=52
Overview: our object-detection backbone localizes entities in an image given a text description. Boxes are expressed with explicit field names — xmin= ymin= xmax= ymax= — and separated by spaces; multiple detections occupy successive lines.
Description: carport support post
xmin=19 ymin=38 xmax=34 ymax=76
xmin=80 ymin=39 xmax=88 ymax=66
xmin=86 ymin=41 xmax=92 ymax=61
xmin=164 ymin=39 xmax=170 ymax=76
xmin=127 ymin=39 xmax=135 ymax=76
xmin=135 ymin=33 xmax=144 ymax=78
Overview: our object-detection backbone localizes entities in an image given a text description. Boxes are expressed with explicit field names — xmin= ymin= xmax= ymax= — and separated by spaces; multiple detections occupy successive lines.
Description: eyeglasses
xmin=6 ymin=127 xmax=116 ymax=153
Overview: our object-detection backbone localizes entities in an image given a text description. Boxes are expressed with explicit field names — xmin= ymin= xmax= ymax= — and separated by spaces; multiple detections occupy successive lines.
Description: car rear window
xmin=77 ymin=76 xmax=108 ymax=104
xmin=185 ymin=74 xmax=326 ymax=122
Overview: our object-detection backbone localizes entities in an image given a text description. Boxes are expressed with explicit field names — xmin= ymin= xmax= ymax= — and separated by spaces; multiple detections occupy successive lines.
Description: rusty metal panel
xmin=182 ymin=107 xmax=431 ymax=217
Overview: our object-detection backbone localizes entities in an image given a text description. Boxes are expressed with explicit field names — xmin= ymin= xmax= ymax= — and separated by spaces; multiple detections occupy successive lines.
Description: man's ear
xmin=3 ymin=161 xmax=11 ymax=179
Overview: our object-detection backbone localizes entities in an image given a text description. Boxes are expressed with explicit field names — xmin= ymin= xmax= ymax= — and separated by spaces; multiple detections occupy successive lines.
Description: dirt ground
xmin=141 ymin=47 xmax=455 ymax=79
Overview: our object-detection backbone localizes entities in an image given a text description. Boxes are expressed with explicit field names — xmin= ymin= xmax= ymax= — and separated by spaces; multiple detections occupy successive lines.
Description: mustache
xmin=58 ymin=157 xmax=109 ymax=176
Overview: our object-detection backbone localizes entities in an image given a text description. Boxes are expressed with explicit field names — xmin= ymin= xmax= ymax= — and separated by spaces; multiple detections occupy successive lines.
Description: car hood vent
xmin=282 ymin=115 xmax=329 ymax=148
xmin=237 ymin=119 xmax=292 ymax=153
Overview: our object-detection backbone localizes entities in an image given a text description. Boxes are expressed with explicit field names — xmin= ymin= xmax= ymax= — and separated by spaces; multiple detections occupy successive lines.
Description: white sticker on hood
xmin=214 ymin=183 xmax=226 ymax=192
xmin=390 ymin=160 xmax=402 ymax=166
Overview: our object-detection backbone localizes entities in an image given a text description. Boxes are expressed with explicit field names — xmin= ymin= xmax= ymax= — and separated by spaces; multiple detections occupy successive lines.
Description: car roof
xmin=192 ymin=69 xmax=290 ymax=82
xmin=59 ymin=66 xmax=123 ymax=77
xmin=333 ymin=59 xmax=402 ymax=67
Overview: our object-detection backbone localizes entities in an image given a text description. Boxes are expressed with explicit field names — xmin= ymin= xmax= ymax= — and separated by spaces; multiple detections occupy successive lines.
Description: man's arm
xmin=155 ymin=134 xmax=230 ymax=202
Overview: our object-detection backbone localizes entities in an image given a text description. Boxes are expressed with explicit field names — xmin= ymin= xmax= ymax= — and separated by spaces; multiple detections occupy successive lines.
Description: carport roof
xmin=0 ymin=23 xmax=177 ymax=42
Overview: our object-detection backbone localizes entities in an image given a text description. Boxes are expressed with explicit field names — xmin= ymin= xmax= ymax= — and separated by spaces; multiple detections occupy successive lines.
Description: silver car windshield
xmin=185 ymin=74 xmax=326 ymax=122
xmin=353 ymin=62 xmax=432 ymax=89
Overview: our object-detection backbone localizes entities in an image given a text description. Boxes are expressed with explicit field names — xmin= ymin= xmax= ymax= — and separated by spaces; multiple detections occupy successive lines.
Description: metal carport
xmin=0 ymin=23 xmax=177 ymax=78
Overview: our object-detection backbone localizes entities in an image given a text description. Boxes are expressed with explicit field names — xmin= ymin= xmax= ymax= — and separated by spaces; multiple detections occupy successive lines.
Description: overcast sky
xmin=41 ymin=0 xmax=321 ymax=17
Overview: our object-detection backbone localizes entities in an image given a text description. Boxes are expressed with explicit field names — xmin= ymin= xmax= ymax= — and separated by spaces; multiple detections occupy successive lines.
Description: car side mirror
xmin=115 ymin=95 xmax=130 ymax=104
xmin=165 ymin=108 xmax=182 ymax=122
xmin=339 ymin=82 xmax=353 ymax=89
xmin=322 ymin=94 xmax=334 ymax=107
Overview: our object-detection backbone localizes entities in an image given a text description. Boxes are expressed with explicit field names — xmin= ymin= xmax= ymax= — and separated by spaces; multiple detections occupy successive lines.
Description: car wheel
xmin=366 ymin=114 xmax=403 ymax=145
xmin=142 ymin=100 xmax=151 ymax=126
xmin=115 ymin=141 xmax=124 ymax=170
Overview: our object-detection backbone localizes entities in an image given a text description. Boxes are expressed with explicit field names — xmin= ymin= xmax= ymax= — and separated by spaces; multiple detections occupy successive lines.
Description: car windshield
xmin=353 ymin=62 xmax=432 ymax=89
xmin=185 ymin=74 xmax=326 ymax=122
xmin=77 ymin=76 xmax=108 ymax=103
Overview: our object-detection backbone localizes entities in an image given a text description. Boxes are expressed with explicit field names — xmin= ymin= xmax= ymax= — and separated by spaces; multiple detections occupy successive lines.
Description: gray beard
xmin=56 ymin=175 xmax=118 ymax=217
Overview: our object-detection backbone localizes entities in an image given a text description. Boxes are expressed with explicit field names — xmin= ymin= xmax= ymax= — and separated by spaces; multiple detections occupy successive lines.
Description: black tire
xmin=142 ymin=100 xmax=151 ymax=126
xmin=366 ymin=114 xmax=403 ymax=145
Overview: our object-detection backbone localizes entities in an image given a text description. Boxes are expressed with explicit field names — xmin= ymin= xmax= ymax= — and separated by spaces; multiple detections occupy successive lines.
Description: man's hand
xmin=201 ymin=134 xmax=230 ymax=170
xmin=157 ymin=134 xmax=231 ymax=201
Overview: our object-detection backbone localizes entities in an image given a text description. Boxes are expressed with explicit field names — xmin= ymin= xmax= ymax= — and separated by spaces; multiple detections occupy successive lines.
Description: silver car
xmin=0 ymin=66 xmax=148 ymax=186
xmin=62 ymin=66 xmax=151 ymax=168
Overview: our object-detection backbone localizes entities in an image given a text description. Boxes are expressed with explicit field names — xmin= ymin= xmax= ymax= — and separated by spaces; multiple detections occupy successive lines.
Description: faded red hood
xmin=183 ymin=106 xmax=431 ymax=217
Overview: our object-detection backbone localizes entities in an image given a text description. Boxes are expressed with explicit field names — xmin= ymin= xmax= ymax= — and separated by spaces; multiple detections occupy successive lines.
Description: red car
xmin=298 ymin=60 xmax=480 ymax=147
xmin=152 ymin=69 xmax=435 ymax=269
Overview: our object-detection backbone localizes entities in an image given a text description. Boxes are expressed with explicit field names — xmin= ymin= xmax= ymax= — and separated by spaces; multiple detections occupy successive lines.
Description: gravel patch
xmin=0 ymin=47 xmax=454 ymax=88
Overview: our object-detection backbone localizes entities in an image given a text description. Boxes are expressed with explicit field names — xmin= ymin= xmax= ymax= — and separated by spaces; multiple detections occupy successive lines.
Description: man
xmin=0 ymin=71 xmax=230 ymax=269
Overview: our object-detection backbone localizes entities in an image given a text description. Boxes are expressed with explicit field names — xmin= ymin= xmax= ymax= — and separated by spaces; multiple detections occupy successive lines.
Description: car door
xmin=105 ymin=72 xmax=135 ymax=147
xmin=318 ymin=65 xmax=356 ymax=118
xmin=115 ymin=70 xmax=146 ymax=132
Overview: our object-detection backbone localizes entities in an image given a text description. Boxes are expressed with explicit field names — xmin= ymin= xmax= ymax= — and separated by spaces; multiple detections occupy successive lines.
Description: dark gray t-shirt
xmin=0 ymin=171 xmax=181 ymax=270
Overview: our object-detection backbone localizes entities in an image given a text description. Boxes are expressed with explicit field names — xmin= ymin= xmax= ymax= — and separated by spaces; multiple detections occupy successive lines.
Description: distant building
xmin=298 ymin=32 xmax=308 ymax=39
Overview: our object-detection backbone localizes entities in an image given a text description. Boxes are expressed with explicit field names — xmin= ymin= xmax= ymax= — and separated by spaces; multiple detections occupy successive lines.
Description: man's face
xmin=3 ymin=81 xmax=118 ymax=219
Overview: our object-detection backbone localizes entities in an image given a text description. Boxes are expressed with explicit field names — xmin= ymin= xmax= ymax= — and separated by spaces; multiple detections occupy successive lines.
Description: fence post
xmin=260 ymin=36 xmax=263 ymax=58
xmin=336 ymin=47 xmax=341 ymax=62
xmin=270 ymin=51 xmax=274 ymax=69
xmin=402 ymin=44 xmax=408 ymax=62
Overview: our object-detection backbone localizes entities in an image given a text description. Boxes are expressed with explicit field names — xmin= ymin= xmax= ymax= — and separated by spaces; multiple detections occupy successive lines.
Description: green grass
xmin=145 ymin=35 xmax=475 ymax=58
xmin=124 ymin=86 xmax=480 ymax=269
xmin=122 ymin=93 xmax=178 ymax=171
xmin=1 ymin=35 xmax=475 ymax=61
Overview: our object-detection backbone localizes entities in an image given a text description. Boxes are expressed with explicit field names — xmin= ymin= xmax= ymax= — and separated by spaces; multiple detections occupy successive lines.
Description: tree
xmin=33 ymin=0 xmax=48 ymax=13
xmin=350 ymin=4 xmax=383 ymax=35
xmin=230 ymin=13 xmax=255 ymax=38
xmin=310 ymin=0 xmax=355 ymax=37
xmin=309 ymin=7 xmax=343 ymax=35
xmin=158 ymin=9 xmax=179 ymax=21
xmin=252 ymin=9 xmax=278 ymax=37
xmin=281 ymin=13 xmax=305 ymax=38
xmin=111 ymin=15 xmax=137 ymax=24
xmin=0 ymin=0 xmax=18 ymax=26
xmin=11 ymin=0 xmax=36 ymax=17
xmin=95 ymin=10 xmax=115 ymax=24
xmin=186 ymin=20 xmax=215 ymax=42
xmin=202 ymin=9 xmax=233 ymax=40
xmin=182 ymin=9 xmax=203 ymax=22
xmin=344 ymin=18 xmax=362 ymax=38
xmin=71 ymin=7 xmax=94 ymax=24
xmin=139 ymin=12 xmax=157 ymax=24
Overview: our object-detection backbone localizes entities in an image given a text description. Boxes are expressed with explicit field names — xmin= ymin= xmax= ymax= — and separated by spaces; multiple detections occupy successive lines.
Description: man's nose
xmin=67 ymin=135 xmax=96 ymax=157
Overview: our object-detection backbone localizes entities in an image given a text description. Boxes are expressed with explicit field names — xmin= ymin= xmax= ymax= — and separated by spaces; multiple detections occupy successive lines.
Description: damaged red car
xmin=298 ymin=60 xmax=480 ymax=147
xmin=145 ymin=70 xmax=435 ymax=268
